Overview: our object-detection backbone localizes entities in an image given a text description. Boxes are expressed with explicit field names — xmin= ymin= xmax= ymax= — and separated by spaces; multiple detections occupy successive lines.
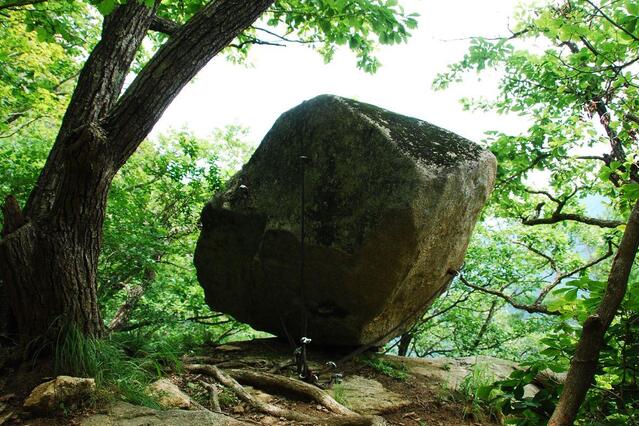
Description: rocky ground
xmin=0 ymin=338 xmax=532 ymax=425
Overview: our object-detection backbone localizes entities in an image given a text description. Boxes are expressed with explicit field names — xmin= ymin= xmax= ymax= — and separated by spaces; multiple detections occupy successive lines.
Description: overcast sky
xmin=151 ymin=0 xmax=530 ymax=146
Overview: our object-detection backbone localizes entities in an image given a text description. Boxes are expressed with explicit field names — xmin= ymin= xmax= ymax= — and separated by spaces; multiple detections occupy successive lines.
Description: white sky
xmin=152 ymin=0 xmax=530 ymax=146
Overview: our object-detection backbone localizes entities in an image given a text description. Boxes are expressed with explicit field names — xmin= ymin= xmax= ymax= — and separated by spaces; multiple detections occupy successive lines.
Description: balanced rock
xmin=195 ymin=95 xmax=496 ymax=346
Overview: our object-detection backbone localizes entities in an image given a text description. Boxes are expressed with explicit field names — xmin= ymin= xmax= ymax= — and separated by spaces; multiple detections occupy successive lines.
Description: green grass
xmin=453 ymin=361 xmax=502 ymax=423
xmin=53 ymin=324 xmax=183 ymax=409
xmin=459 ymin=362 xmax=495 ymax=402
xmin=218 ymin=388 xmax=239 ymax=408
xmin=332 ymin=383 xmax=350 ymax=407
xmin=361 ymin=355 xmax=409 ymax=381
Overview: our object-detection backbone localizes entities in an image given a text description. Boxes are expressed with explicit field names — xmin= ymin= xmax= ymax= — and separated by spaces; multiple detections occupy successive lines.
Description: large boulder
xmin=195 ymin=95 xmax=496 ymax=346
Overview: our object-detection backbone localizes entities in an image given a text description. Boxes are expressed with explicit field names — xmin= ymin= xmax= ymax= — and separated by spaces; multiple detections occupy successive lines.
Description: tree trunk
xmin=0 ymin=127 xmax=117 ymax=340
xmin=0 ymin=0 xmax=274 ymax=344
xmin=398 ymin=332 xmax=412 ymax=356
xmin=548 ymin=198 xmax=639 ymax=425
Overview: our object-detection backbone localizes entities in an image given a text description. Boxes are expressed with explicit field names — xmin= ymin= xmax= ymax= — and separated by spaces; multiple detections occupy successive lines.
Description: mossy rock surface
xmin=195 ymin=95 xmax=496 ymax=346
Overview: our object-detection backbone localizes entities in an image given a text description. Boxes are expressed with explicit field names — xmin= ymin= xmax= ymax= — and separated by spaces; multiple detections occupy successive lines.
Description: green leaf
xmin=96 ymin=0 xmax=117 ymax=16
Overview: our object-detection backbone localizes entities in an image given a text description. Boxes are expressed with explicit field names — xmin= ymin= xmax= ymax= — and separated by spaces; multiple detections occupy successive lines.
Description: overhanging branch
xmin=522 ymin=186 xmax=623 ymax=228
xmin=105 ymin=0 xmax=276 ymax=168
xmin=458 ymin=275 xmax=560 ymax=316
xmin=523 ymin=213 xmax=623 ymax=228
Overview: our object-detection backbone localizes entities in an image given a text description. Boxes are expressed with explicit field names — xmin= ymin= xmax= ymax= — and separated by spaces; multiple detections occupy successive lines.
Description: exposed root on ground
xmin=184 ymin=363 xmax=384 ymax=425
xmin=183 ymin=355 xmax=271 ymax=369
xmin=227 ymin=368 xmax=356 ymax=416
xmin=197 ymin=379 xmax=221 ymax=413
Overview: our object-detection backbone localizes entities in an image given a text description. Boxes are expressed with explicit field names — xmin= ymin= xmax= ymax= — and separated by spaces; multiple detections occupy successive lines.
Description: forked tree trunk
xmin=0 ymin=142 xmax=112 ymax=339
xmin=0 ymin=0 xmax=274 ymax=343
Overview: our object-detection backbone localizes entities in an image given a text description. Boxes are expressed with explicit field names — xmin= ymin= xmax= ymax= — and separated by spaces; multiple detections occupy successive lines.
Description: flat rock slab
xmin=331 ymin=375 xmax=410 ymax=415
xmin=195 ymin=95 xmax=496 ymax=346
xmin=81 ymin=401 xmax=248 ymax=426
xmin=397 ymin=355 xmax=540 ymax=398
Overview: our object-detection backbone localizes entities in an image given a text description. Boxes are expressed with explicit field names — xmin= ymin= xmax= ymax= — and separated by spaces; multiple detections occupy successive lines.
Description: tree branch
xmin=105 ymin=0 xmax=275 ymax=168
xmin=496 ymin=152 xmax=550 ymax=187
xmin=24 ymin=0 xmax=159 ymax=219
xmin=524 ymin=189 xmax=562 ymax=204
xmin=107 ymin=285 xmax=144 ymax=332
xmin=150 ymin=15 xmax=180 ymax=35
xmin=626 ymin=113 xmax=639 ymax=126
xmin=253 ymin=26 xmax=322 ymax=44
xmin=522 ymin=213 xmax=624 ymax=228
xmin=0 ymin=0 xmax=45 ymax=11
xmin=0 ymin=115 xmax=50 ymax=139
xmin=513 ymin=241 xmax=560 ymax=273
xmin=521 ymin=186 xmax=623 ymax=228
xmin=584 ymin=0 xmax=639 ymax=42
xmin=61 ymin=1 xmax=158 ymax=137
xmin=458 ymin=275 xmax=560 ymax=316
xmin=534 ymin=241 xmax=614 ymax=305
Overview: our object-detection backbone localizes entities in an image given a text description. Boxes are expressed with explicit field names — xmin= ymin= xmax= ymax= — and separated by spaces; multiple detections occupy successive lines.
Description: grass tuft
xmin=53 ymin=324 xmax=183 ymax=409
xmin=332 ymin=383 xmax=350 ymax=407
xmin=361 ymin=355 xmax=409 ymax=381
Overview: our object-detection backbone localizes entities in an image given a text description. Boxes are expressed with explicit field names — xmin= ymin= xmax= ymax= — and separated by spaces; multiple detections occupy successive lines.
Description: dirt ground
xmin=178 ymin=339 xmax=500 ymax=426
xmin=0 ymin=339 xmax=500 ymax=425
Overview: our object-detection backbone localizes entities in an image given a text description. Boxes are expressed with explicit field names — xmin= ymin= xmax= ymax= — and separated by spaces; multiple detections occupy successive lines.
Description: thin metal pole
xmin=297 ymin=137 xmax=311 ymax=381
xmin=300 ymin=148 xmax=308 ymax=337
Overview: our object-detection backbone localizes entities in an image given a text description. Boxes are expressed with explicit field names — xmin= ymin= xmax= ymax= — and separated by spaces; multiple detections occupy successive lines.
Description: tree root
xmin=269 ymin=358 xmax=294 ymax=373
xmin=183 ymin=355 xmax=224 ymax=364
xmin=183 ymin=355 xmax=271 ymax=369
xmin=184 ymin=364 xmax=385 ymax=425
xmin=198 ymin=379 xmax=221 ymax=413
xmin=227 ymin=368 xmax=356 ymax=416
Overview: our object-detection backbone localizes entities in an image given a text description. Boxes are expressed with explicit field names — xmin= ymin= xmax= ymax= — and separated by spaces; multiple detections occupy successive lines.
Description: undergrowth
xmin=332 ymin=383 xmax=350 ymax=407
xmin=435 ymin=362 xmax=502 ymax=424
xmin=458 ymin=362 xmax=500 ymax=422
xmin=52 ymin=324 xmax=183 ymax=408
xmin=361 ymin=355 xmax=408 ymax=380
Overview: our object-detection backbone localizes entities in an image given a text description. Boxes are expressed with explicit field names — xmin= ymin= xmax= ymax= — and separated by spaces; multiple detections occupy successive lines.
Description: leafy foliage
xmin=5 ymin=0 xmax=417 ymax=74
xmin=409 ymin=0 xmax=639 ymax=423
xmin=3 ymin=0 xmax=638 ymax=422
xmin=0 ymin=7 xmax=95 ymax=140
xmin=99 ymin=127 xmax=256 ymax=344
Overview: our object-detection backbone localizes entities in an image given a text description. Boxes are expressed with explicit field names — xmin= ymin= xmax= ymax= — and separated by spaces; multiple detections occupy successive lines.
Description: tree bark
xmin=398 ymin=332 xmax=412 ymax=357
xmin=0 ymin=0 xmax=274 ymax=343
xmin=548 ymin=198 xmax=639 ymax=426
